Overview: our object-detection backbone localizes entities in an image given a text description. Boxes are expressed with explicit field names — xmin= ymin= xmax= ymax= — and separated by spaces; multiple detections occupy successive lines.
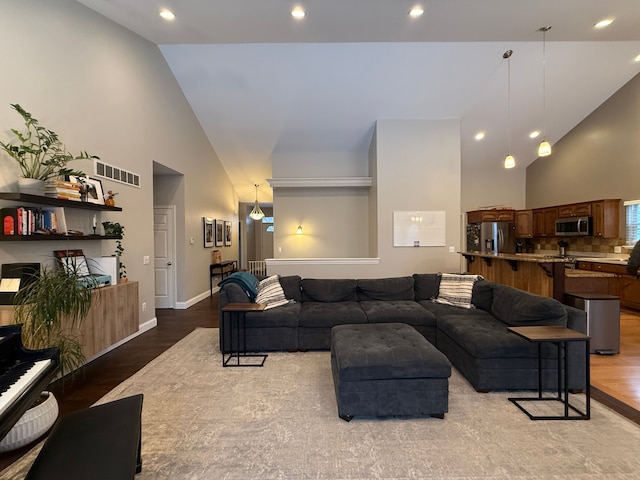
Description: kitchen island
xmin=459 ymin=252 xmax=616 ymax=301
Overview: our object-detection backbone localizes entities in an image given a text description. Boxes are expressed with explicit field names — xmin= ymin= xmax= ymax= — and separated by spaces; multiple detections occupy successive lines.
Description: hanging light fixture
xmin=503 ymin=49 xmax=515 ymax=169
xmin=249 ymin=184 xmax=265 ymax=220
xmin=538 ymin=26 xmax=552 ymax=157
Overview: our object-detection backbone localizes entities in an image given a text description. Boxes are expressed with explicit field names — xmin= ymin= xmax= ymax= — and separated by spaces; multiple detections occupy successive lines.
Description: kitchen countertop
xmin=565 ymin=269 xmax=616 ymax=278
xmin=458 ymin=252 xmax=572 ymax=263
xmin=575 ymin=256 xmax=629 ymax=266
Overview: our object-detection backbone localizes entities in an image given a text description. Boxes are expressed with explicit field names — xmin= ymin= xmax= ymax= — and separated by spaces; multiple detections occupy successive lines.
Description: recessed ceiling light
xmin=474 ymin=132 xmax=485 ymax=141
xmin=409 ymin=7 xmax=424 ymax=18
xmin=159 ymin=10 xmax=175 ymax=21
xmin=291 ymin=7 xmax=306 ymax=19
xmin=594 ymin=18 xmax=614 ymax=29
xmin=634 ymin=54 xmax=640 ymax=63
xmin=529 ymin=131 xmax=540 ymax=139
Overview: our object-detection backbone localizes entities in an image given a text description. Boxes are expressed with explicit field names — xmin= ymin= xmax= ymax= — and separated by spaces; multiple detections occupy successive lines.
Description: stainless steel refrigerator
xmin=480 ymin=222 xmax=516 ymax=254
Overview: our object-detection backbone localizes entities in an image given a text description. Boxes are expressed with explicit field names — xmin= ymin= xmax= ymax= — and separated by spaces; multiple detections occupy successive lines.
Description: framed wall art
xmin=224 ymin=221 xmax=232 ymax=246
xmin=203 ymin=217 xmax=214 ymax=247
xmin=215 ymin=220 xmax=224 ymax=247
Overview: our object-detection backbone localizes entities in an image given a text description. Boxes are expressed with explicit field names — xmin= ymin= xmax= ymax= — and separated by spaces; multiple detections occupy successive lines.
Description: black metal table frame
xmin=222 ymin=309 xmax=267 ymax=367
xmin=508 ymin=337 xmax=590 ymax=420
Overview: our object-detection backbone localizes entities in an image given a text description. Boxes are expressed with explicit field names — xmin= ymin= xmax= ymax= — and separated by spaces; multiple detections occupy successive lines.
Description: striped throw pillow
xmin=255 ymin=275 xmax=291 ymax=310
xmin=434 ymin=273 xmax=482 ymax=309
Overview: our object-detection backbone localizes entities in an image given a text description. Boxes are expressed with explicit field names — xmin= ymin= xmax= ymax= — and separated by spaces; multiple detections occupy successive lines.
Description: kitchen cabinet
xmin=619 ymin=276 xmax=640 ymax=310
xmin=557 ymin=202 xmax=592 ymax=218
xmin=467 ymin=209 xmax=515 ymax=223
xmin=575 ymin=260 xmax=639 ymax=310
xmin=515 ymin=210 xmax=533 ymax=238
xmin=592 ymin=199 xmax=620 ymax=238
xmin=533 ymin=207 xmax=557 ymax=237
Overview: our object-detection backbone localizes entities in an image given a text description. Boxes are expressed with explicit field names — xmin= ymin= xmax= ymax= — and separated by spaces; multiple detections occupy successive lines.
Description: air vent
xmin=94 ymin=160 xmax=140 ymax=188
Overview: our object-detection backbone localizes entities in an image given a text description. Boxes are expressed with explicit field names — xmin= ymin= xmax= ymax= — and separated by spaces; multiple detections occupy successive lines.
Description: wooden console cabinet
xmin=0 ymin=281 xmax=139 ymax=360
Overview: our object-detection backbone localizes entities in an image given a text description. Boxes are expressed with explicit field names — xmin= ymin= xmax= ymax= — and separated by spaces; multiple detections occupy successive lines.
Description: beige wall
xmin=0 ymin=0 xmax=238 ymax=322
xmin=269 ymin=119 xmax=463 ymax=278
xmin=526 ymin=73 xmax=640 ymax=208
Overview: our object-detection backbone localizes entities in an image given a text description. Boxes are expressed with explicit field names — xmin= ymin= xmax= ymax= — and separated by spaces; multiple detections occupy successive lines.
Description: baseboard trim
xmin=176 ymin=288 xmax=218 ymax=310
xmin=85 ymin=317 xmax=158 ymax=363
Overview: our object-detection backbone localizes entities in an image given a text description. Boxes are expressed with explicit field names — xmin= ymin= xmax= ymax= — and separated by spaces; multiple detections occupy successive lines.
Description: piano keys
xmin=0 ymin=325 xmax=60 ymax=442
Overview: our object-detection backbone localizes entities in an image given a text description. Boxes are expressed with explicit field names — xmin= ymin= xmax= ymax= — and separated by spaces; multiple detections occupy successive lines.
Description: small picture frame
xmin=203 ymin=217 xmax=214 ymax=248
xmin=69 ymin=176 xmax=105 ymax=205
xmin=224 ymin=221 xmax=232 ymax=246
xmin=215 ymin=220 xmax=224 ymax=247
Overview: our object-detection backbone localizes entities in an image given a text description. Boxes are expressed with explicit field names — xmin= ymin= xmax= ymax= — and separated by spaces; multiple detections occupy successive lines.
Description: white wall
xmin=0 ymin=0 xmax=238 ymax=322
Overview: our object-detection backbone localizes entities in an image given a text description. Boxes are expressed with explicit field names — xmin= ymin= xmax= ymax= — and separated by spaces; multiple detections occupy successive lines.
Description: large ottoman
xmin=331 ymin=323 xmax=452 ymax=421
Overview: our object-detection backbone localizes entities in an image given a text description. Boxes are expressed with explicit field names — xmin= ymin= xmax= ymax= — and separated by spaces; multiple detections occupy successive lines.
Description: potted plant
xmin=102 ymin=221 xmax=127 ymax=281
xmin=0 ymin=104 xmax=99 ymax=196
xmin=0 ymin=263 xmax=97 ymax=451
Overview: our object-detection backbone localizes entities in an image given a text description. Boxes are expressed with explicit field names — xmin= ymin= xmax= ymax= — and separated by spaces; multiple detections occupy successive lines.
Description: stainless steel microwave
xmin=555 ymin=216 xmax=592 ymax=236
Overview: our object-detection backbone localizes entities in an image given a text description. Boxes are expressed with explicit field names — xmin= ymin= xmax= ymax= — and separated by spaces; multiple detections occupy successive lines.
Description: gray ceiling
xmin=77 ymin=0 xmax=640 ymax=202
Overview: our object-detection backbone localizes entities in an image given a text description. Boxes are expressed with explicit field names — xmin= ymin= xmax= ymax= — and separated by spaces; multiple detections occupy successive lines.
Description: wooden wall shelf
xmin=0 ymin=192 xmax=122 ymax=212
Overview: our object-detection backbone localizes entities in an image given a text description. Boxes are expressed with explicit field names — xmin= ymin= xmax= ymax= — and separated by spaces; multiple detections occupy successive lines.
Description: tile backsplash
xmin=534 ymin=236 xmax=628 ymax=254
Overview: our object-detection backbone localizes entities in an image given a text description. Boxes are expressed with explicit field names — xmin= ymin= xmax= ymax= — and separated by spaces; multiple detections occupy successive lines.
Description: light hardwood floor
xmin=590 ymin=308 xmax=640 ymax=423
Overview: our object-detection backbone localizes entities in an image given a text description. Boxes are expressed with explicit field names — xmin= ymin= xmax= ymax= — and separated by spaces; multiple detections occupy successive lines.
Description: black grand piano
xmin=0 ymin=324 xmax=60 ymax=441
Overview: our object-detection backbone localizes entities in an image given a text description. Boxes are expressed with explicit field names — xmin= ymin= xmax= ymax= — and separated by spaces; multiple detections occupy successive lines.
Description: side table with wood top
xmin=507 ymin=325 xmax=590 ymax=420
xmin=221 ymin=303 xmax=267 ymax=367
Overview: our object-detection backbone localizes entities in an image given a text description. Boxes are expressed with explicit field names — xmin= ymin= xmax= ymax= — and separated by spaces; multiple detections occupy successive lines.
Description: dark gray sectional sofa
xmin=219 ymin=274 xmax=588 ymax=391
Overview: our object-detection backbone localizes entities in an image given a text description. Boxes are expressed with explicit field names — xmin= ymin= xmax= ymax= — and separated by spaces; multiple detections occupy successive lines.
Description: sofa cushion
xmin=412 ymin=274 xmax=441 ymax=301
xmin=299 ymin=301 xmax=366 ymax=327
xmin=221 ymin=283 xmax=251 ymax=303
xmin=256 ymin=275 xmax=291 ymax=310
xmin=418 ymin=299 xmax=488 ymax=318
xmin=437 ymin=314 xmax=539 ymax=359
xmin=471 ymin=279 xmax=495 ymax=312
xmin=434 ymin=273 xmax=482 ymax=309
xmin=360 ymin=300 xmax=436 ymax=327
xmin=279 ymin=275 xmax=302 ymax=303
xmin=357 ymin=277 xmax=415 ymax=301
xmin=245 ymin=302 xmax=300 ymax=328
xmin=491 ymin=284 xmax=567 ymax=327
xmin=300 ymin=279 xmax=358 ymax=302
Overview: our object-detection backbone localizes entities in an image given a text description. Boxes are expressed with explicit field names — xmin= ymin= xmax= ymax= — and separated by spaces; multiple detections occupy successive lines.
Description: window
xmin=624 ymin=200 xmax=640 ymax=246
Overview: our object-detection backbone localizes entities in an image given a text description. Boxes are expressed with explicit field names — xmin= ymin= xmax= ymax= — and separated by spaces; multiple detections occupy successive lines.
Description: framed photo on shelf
xmin=203 ymin=217 xmax=214 ymax=247
xmin=224 ymin=221 xmax=232 ymax=246
xmin=68 ymin=176 xmax=105 ymax=205
xmin=215 ymin=220 xmax=224 ymax=247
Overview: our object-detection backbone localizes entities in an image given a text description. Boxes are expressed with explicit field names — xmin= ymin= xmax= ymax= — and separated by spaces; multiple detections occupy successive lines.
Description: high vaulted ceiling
xmin=77 ymin=0 xmax=640 ymax=203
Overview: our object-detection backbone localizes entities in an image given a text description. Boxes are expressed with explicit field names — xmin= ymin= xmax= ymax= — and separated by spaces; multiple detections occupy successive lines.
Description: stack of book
xmin=44 ymin=179 xmax=81 ymax=201
xmin=1 ymin=207 xmax=66 ymax=236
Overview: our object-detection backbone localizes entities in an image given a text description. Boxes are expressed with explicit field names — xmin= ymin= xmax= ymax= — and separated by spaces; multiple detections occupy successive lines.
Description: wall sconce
xmin=296 ymin=225 xmax=303 ymax=235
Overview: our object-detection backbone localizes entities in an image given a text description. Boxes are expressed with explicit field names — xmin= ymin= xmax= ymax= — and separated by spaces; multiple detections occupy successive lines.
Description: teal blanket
xmin=218 ymin=272 xmax=259 ymax=301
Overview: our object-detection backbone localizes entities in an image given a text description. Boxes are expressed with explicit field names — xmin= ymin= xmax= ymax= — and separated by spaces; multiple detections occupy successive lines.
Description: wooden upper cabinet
xmin=533 ymin=207 xmax=557 ymax=237
xmin=467 ymin=209 xmax=515 ymax=223
xmin=515 ymin=210 xmax=533 ymax=238
xmin=592 ymin=199 xmax=620 ymax=238
xmin=557 ymin=202 xmax=592 ymax=218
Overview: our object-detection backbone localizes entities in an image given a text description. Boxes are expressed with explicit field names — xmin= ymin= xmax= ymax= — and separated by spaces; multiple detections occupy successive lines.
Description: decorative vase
xmin=105 ymin=197 xmax=115 ymax=207
xmin=17 ymin=178 xmax=45 ymax=197
xmin=0 ymin=391 xmax=59 ymax=452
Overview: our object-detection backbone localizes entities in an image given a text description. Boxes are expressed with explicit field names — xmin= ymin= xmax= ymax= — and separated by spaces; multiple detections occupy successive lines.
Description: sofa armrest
xmin=565 ymin=305 xmax=587 ymax=334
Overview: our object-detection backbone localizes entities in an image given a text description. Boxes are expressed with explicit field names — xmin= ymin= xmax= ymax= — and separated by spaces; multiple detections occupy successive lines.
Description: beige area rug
xmin=3 ymin=327 xmax=640 ymax=480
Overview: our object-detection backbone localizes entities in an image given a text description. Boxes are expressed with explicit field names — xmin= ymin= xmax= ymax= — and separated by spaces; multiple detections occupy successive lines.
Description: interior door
xmin=154 ymin=206 xmax=176 ymax=308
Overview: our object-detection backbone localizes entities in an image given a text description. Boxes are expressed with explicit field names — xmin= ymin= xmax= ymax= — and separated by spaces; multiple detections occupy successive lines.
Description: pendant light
xmin=249 ymin=184 xmax=265 ymax=220
xmin=538 ymin=26 xmax=552 ymax=157
xmin=503 ymin=50 xmax=515 ymax=169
